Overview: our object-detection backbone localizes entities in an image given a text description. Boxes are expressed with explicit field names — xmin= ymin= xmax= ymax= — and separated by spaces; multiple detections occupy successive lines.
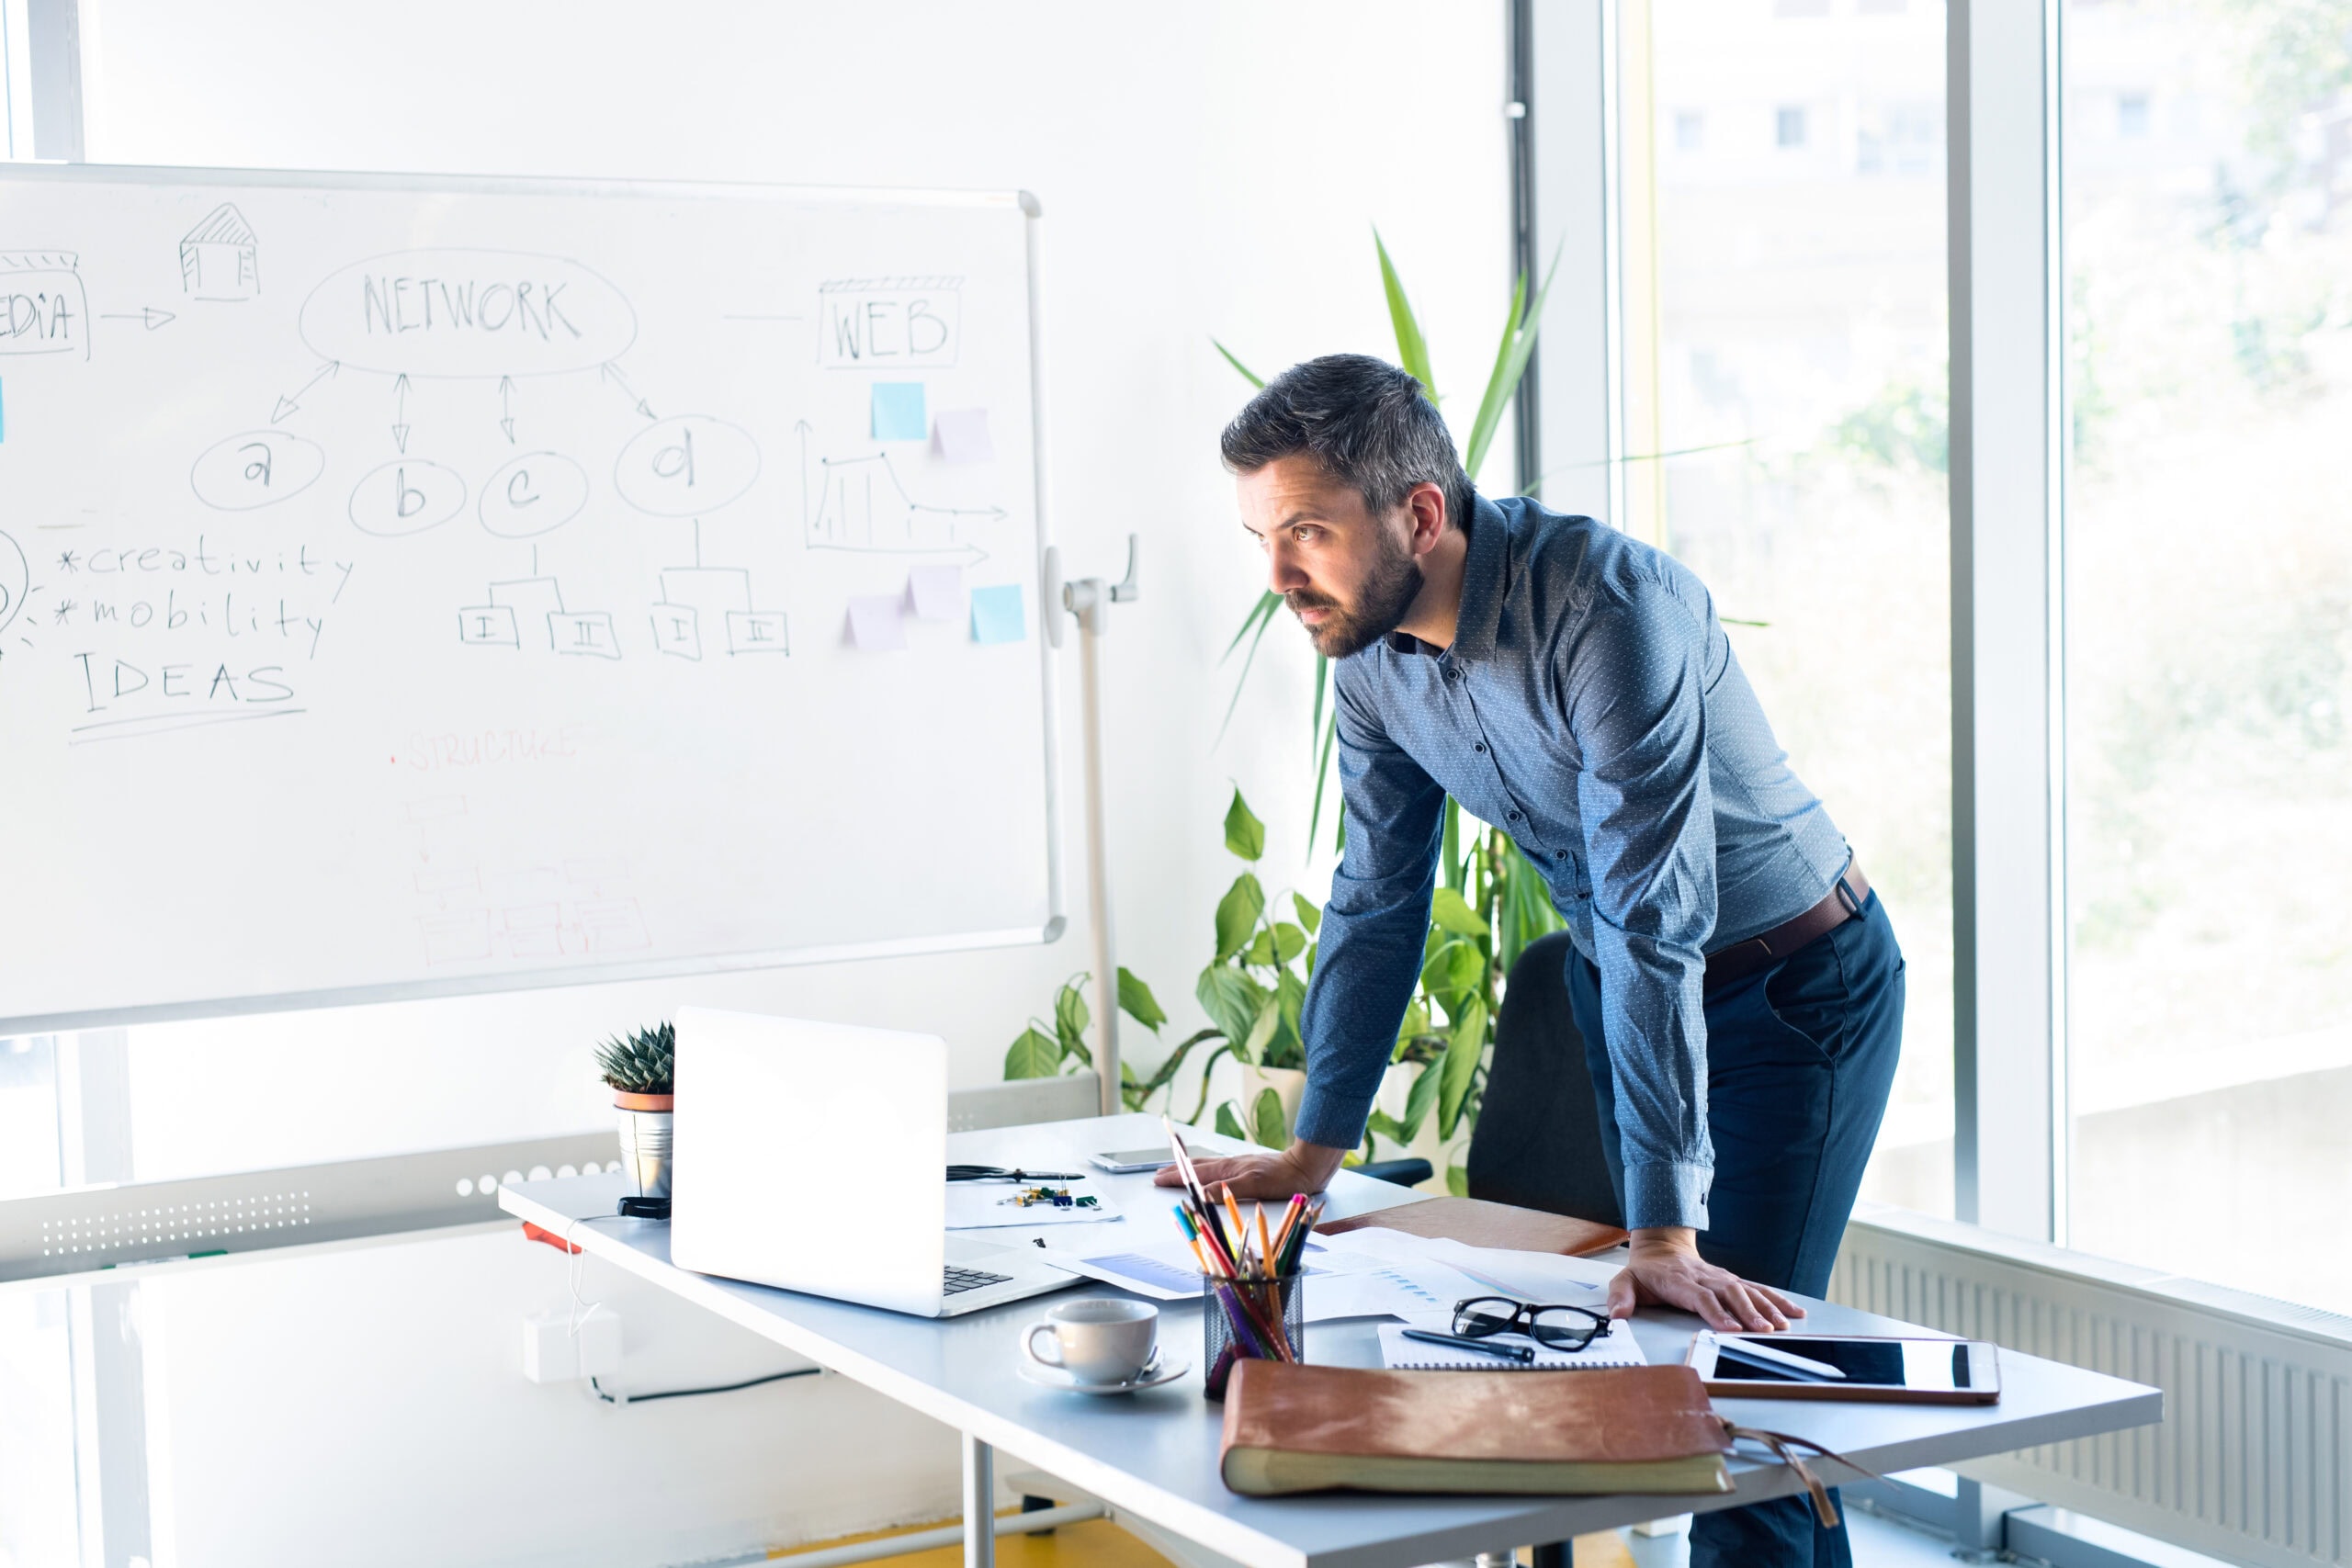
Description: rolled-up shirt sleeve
xmin=1291 ymin=665 xmax=1447 ymax=1151
xmin=1564 ymin=581 xmax=1719 ymax=1230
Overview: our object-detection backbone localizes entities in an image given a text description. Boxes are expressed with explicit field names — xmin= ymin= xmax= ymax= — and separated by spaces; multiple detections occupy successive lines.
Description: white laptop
xmin=669 ymin=1007 xmax=1078 ymax=1317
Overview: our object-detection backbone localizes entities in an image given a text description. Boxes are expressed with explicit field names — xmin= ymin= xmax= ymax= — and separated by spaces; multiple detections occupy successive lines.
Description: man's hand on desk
xmin=1608 ymin=1227 xmax=1805 ymax=1333
xmin=1151 ymin=1138 xmax=1347 ymax=1200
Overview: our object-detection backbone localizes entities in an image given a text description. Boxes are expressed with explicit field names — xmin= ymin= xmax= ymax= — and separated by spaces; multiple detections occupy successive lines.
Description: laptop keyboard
xmin=943 ymin=1264 xmax=1013 ymax=1296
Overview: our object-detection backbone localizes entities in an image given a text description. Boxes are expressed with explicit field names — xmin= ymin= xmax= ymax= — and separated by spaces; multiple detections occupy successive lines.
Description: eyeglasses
xmin=1452 ymin=1295 xmax=1609 ymax=1350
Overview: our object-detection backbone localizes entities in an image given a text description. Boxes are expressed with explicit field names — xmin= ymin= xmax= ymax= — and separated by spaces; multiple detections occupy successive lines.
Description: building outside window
xmin=2062 ymin=0 xmax=2352 ymax=1313
xmin=1620 ymin=0 xmax=1954 ymax=1214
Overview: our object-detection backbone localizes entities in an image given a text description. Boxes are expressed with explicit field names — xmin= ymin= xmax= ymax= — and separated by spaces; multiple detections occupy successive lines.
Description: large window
xmin=2062 ymin=0 xmax=2352 ymax=1309
xmin=1622 ymin=0 xmax=1954 ymax=1213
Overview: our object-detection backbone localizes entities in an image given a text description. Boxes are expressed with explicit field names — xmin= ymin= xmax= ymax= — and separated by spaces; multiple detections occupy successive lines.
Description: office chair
xmin=1463 ymin=931 xmax=1624 ymax=1226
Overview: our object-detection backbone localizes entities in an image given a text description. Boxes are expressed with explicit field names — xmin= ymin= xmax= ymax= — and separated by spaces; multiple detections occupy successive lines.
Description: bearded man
xmin=1162 ymin=353 xmax=1905 ymax=1568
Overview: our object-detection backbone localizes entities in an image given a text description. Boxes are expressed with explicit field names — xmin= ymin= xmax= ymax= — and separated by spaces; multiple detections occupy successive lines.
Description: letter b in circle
xmin=350 ymin=458 xmax=467 ymax=536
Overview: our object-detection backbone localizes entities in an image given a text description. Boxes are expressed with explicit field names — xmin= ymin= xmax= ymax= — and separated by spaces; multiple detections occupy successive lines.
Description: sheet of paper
xmin=871 ymin=381 xmax=927 ymax=440
xmin=932 ymin=407 xmax=993 ymax=464
xmin=1299 ymin=1258 xmax=1480 ymax=1323
xmin=1415 ymin=1238 xmax=1620 ymax=1306
xmin=945 ymin=1179 xmax=1121 ymax=1230
xmin=1311 ymin=1226 xmax=1620 ymax=1306
xmin=1032 ymin=1236 xmax=1205 ymax=1301
xmin=1377 ymin=1316 xmax=1647 ymax=1371
xmin=1300 ymin=1225 xmax=1453 ymax=1267
xmin=906 ymin=564 xmax=963 ymax=621
xmin=969 ymin=584 xmax=1025 ymax=645
xmin=846 ymin=594 xmax=907 ymax=651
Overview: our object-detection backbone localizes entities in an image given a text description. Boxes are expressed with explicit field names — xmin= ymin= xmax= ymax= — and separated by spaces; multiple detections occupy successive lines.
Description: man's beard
xmin=1287 ymin=532 xmax=1425 ymax=659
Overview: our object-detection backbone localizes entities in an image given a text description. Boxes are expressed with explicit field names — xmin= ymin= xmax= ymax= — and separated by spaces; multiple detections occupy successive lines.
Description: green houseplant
xmin=1007 ymin=784 xmax=1551 ymax=1192
xmin=597 ymin=1022 xmax=675 ymax=1201
xmin=1006 ymin=236 xmax=1566 ymax=1190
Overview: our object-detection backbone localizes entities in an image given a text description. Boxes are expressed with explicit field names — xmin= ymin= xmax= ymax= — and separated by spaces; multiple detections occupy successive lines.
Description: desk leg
xmin=962 ymin=1432 xmax=995 ymax=1568
xmin=1531 ymin=1540 xmax=1573 ymax=1568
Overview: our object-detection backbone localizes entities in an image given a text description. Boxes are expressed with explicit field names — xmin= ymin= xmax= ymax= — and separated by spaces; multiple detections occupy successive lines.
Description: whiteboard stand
xmin=1043 ymin=536 xmax=1140 ymax=1115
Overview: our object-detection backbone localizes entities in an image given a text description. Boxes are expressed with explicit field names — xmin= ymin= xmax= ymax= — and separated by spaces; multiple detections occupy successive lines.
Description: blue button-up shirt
xmin=1291 ymin=495 xmax=1851 ymax=1230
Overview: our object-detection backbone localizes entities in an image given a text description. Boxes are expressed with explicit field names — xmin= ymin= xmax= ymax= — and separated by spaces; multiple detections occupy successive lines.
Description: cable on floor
xmin=590 ymin=1366 xmax=822 ymax=1404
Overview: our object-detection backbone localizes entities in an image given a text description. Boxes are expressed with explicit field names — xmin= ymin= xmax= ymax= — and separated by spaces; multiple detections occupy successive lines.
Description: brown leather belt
xmin=1702 ymin=860 xmax=1870 ymax=997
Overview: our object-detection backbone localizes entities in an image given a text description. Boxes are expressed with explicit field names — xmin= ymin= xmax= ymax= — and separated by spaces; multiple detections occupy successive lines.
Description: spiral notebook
xmin=1378 ymin=1318 xmax=1648 ymax=1371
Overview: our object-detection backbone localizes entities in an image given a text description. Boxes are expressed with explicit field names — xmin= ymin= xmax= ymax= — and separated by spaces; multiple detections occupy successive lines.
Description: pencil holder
xmin=1202 ymin=1270 xmax=1305 ymax=1401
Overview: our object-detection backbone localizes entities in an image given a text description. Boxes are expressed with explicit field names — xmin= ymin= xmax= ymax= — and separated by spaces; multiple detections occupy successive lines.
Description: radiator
xmin=1835 ymin=1201 xmax=2352 ymax=1568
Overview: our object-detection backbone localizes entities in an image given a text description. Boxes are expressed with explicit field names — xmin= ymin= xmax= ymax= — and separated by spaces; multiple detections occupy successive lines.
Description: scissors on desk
xmin=944 ymin=1165 xmax=1086 ymax=1182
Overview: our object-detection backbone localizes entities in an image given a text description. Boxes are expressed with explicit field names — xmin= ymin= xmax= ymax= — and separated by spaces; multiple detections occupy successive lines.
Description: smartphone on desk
xmin=1087 ymin=1147 xmax=1176 ymax=1174
xmin=1688 ymin=1331 xmax=2001 ymax=1404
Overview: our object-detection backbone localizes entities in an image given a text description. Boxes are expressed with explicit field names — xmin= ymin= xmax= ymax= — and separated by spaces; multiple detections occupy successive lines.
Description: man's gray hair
xmin=1219 ymin=354 xmax=1475 ymax=529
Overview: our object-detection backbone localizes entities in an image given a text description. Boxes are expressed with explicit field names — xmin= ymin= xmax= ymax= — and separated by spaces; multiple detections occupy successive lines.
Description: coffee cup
xmin=1022 ymin=1298 xmax=1159 ymax=1384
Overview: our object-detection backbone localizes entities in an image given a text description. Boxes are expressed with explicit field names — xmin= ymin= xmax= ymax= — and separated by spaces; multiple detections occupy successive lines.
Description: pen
xmin=1162 ymin=1117 xmax=1207 ymax=1205
xmin=1268 ymin=1192 xmax=1306 ymax=1260
xmin=1401 ymin=1328 xmax=1537 ymax=1364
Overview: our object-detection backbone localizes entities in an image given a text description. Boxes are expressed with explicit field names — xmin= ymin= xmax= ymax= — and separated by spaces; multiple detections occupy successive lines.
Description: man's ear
xmin=1405 ymin=481 xmax=1450 ymax=558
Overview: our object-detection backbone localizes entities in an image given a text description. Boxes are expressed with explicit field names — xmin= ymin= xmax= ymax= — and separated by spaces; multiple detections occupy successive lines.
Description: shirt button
xmin=1508 ymin=808 xmax=1522 ymax=820
xmin=1473 ymin=742 xmax=1487 ymax=754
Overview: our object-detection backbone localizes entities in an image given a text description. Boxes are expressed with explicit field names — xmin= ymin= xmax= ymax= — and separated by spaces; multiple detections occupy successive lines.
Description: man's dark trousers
xmin=1566 ymin=891 xmax=1905 ymax=1568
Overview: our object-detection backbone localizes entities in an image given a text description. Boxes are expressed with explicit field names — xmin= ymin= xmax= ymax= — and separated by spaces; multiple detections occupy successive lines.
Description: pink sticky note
xmin=932 ymin=408 xmax=994 ymax=465
xmin=907 ymin=564 xmax=964 ymax=621
xmin=846 ymin=594 xmax=908 ymax=651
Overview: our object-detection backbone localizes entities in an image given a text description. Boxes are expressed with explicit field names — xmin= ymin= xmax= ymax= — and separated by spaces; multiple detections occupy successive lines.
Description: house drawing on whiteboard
xmin=179 ymin=204 xmax=258 ymax=299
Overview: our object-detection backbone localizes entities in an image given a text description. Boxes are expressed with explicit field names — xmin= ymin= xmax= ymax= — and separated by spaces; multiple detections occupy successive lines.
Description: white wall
xmin=66 ymin=4 xmax=1516 ymax=1564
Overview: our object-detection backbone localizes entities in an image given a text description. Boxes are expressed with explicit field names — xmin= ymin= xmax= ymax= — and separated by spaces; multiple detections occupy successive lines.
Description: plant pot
xmin=615 ymin=1090 xmax=673 ymax=1201
xmin=1237 ymin=1064 xmax=1307 ymax=1140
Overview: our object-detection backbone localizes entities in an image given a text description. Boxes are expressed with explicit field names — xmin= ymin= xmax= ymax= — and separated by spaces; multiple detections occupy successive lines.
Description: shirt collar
xmin=1385 ymin=491 xmax=1507 ymax=661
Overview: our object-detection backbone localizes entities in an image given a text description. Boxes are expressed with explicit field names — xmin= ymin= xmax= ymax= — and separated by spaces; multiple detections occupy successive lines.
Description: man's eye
xmin=1292 ymin=526 xmax=1317 ymax=544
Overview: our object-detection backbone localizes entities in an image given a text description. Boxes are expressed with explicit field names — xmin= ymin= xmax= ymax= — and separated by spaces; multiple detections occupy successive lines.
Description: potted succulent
xmin=598 ymin=1022 xmax=674 ymax=1202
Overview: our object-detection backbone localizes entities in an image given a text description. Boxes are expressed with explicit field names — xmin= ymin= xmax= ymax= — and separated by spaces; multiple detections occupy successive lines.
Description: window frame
xmin=1521 ymin=0 xmax=2073 ymax=1246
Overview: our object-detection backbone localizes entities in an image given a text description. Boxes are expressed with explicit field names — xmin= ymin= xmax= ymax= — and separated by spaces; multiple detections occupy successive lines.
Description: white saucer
xmin=1018 ymin=1353 xmax=1190 ymax=1395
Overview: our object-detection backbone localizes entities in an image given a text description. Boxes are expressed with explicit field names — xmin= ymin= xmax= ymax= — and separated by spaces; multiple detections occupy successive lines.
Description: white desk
xmin=498 ymin=1112 xmax=2160 ymax=1568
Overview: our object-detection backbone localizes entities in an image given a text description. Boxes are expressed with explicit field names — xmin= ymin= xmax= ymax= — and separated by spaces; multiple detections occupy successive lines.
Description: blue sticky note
xmin=970 ymin=584 xmax=1025 ymax=645
xmin=871 ymin=382 xmax=927 ymax=441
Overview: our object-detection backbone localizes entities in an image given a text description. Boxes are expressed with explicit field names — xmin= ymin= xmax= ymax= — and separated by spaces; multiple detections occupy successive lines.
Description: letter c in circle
xmin=480 ymin=451 xmax=589 ymax=539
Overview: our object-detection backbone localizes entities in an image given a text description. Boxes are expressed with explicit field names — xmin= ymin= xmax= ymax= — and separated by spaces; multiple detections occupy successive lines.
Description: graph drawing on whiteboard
xmin=798 ymin=422 xmax=1002 ymax=563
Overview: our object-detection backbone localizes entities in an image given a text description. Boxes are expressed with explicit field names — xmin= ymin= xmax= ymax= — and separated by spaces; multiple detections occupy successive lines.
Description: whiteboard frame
xmin=0 ymin=162 xmax=1067 ymax=1034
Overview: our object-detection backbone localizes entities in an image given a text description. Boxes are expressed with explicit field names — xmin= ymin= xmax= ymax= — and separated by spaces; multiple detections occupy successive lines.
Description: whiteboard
xmin=0 ymin=165 xmax=1063 ymax=1033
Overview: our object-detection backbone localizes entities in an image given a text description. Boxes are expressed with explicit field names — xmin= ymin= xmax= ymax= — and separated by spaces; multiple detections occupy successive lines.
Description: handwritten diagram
xmin=0 ymin=167 xmax=1069 ymax=1044
xmin=179 ymin=205 xmax=259 ymax=300
xmin=818 ymin=276 xmax=963 ymax=368
xmin=0 ymin=207 xmax=1018 ymax=743
xmin=160 ymin=244 xmax=791 ymax=665
xmin=0 ymin=251 xmax=89 ymax=360
xmin=401 ymin=794 xmax=650 ymax=966
xmin=799 ymin=422 xmax=1001 ymax=564
xmin=480 ymin=452 xmax=588 ymax=539
xmin=650 ymin=566 xmax=787 ymax=660
xmin=188 ymin=430 xmax=327 ymax=512
xmin=457 ymin=571 xmax=620 ymax=660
